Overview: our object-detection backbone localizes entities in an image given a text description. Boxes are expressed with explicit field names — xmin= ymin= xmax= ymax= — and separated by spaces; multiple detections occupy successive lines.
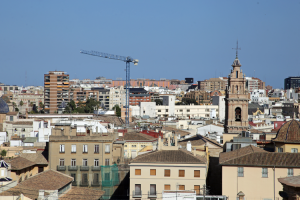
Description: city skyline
xmin=1 ymin=1 xmax=300 ymax=88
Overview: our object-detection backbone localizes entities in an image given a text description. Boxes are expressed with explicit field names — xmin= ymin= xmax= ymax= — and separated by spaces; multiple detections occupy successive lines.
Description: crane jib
xmin=80 ymin=50 xmax=128 ymax=62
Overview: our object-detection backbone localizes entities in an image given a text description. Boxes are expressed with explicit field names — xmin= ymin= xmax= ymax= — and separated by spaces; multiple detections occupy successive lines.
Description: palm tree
xmin=19 ymin=101 xmax=24 ymax=114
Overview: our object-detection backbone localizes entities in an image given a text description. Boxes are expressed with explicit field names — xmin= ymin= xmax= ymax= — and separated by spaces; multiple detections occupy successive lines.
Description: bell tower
xmin=224 ymin=42 xmax=249 ymax=133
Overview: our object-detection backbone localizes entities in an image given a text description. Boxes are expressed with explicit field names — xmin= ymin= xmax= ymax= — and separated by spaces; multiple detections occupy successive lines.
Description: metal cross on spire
xmin=232 ymin=40 xmax=241 ymax=58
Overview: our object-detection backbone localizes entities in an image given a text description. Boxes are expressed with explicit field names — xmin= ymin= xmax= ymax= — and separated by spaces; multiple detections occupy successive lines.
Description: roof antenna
xmin=232 ymin=40 xmax=241 ymax=59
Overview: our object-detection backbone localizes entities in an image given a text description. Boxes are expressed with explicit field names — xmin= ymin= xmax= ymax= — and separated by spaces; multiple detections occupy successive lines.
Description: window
xmin=179 ymin=170 xmax=185 ymax=177
xmin=194 ymin=185 xmax=200 ymax=195
xmin=262 ymin=168 xmax=268 ymax=178
xmin=94 ymin=145 xmax=99 ymax=153
xmin=150 ymin=169 xmax=156 ymax=176
xmin=71 ymin=159 xmax=76 ymax=166
xmin=187 ymin=109 xmax=190 ymax=112
xmin=236 ymin=71 xmax=238 ymax=78
xmin=288 ymin=168 xmax=294 ymax=177
xmin=135 ymin=184 xmax=141 ymax=195
xmin=59 ymin=145 xmax=65 ymax=153
xmin=71 ymin=145 xmax=76 ymax=153
xmin=94 ymin=159 xmax=99 ymax=167
xmin=38 ymin=167 xmax=44 ymax=173
xmin=150 ymin=184 xmax=156 ymax=195
xmin=278 ymin=147 xmax=283 ymax=152
xmin=105 ymin=159 xmax=110 ymax=166
xmin=238 ymin=167 xmax=244 ymax=177
xmin=82 ymin=159 xmax=88 ymax=166
xmin=105 ymin=144 xmax=110 ymax=153
xmin=291 ymin=148 xmax=298 ymax=153
xmin=83 ymin=145 xmax=88 ymax=153
xmin=164 ymin=169 xmax=170 ymax=177
xmin=125 ymin=145 xmax=127 ymax=147
xmin=105 ymin=172 xmax=110 ymax=180
xmin=71 ymin=173 xmax=76 ymax=182
xmin=141 ymin=145 xmax=146 ymax=148
xmin=164 ymin=184 xmax=170 ymax=190
xmin=205 ymin=109 xmax=209 ymax=112
xmin=93 ymin=173 xmax=99 ymax=183
xmin=194 ymin=170 xmax=200 ymax=178
xmin=158 ymin=110 xmax=161 ymax=112
xmin=59 ymin=159 xmax=65 ymax=166
xmin=178 ymin=185 xmax=185 ymax=190
xmin=82 ymin=173 xmax=88 ymax=183
xmin=135 ymin=169 xmax=141 ymax=175
xmin=10 ymin=116 xmax=13 ymax=121
xmin=132 ymin=145 xmax=136 ymax=148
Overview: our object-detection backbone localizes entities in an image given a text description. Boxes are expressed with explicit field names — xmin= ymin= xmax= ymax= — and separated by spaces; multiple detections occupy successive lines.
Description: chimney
xmin=158 ymin=136 xmax=162 ymax=150
xmin=26 ymin=109 xmax=28 ymax=119
xmin=174 ymin=134 xmax=178 ymax=147
xmin=193 ymin=147 xmax=197 ymax=156
xmin=187 ymin=141 xmax=192 ymax=152
xmin=37 ymin=190 xmax=45 ymax=200
xmin=168 ymin=135 xmax=171 ymax=146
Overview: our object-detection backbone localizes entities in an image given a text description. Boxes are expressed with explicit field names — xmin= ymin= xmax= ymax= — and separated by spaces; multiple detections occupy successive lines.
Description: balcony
xmin=80 ymin=181 xmax=89 ymax=187
xmin=57 ymin=166 xmax=66 ymax=171
xmin=132 ymin=190 xmax=142 ymax=198
xmin=91 ymin=181 xmax=101 ymax=187
xmin=91 ymin=166 xmax=101 ymax=171
xmin=68 ymin=166 xmax=78 ymax=171
xmin=148 ymin=191 xmax=157 ymax=198
xmin=80 ymin=166 xmax=89 ymax=171
xmin=72 ymin=181 xmax=77 ymax=186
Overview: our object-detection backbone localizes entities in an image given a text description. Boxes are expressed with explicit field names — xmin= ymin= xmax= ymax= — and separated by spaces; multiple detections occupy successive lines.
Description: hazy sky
xmin=1 ymin=0 xmax=300 ymax=89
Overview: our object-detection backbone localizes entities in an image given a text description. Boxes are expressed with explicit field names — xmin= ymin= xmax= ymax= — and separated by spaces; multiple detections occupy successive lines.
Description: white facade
xmin=162 ymin=191 xmax=196 ymax=200
xmin=162 ymin=95 xmax=176 ymax=116
xmin=58 ymin=119 xmax=108 ymax=133
xmin=0 ymin=132 xmax=7 ymax=146
xmin=109 ymin=86 xmax=126 ymax=110
xmin=197 ymin=124 xmax=224 ymax=137
xmin=212 ymin=96 xmax=225 ymax=122
xmin=33 ymin=120 xmax=52 ymax=143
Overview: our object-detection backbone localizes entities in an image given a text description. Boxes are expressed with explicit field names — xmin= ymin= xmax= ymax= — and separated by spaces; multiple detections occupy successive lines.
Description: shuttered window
xmin=178 ymin=185 xmax=185 ymax=190
xmin=164 ymin=169 xmax=170 ymax=177
xmin=135 ymin=169 xmax=141 ymax=175
xmin=150 ymin=169 xmax=156 ymax=176
xmin=164 ymin=184 xmax=170 ymax=190
xmin=179 ymin=170 xmax=185 ymax=177
xmin=194 ymin=170 xmax=200 ymax=177
xmin=194 ymin=185 xmax=200 ymax=194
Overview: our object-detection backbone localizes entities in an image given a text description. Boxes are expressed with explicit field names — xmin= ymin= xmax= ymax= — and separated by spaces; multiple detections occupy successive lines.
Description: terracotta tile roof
xmin=220 ymin=146 xmax=300 ymax=167
xmin=6 ymin=121 xmax=33 ymax=125
xmin=179 ymin=135 xmax=222 ymax=148
xmin=59 ymin=187 xmax=105 ymax=200
xmin=10 ymin=157 xmax=36 ymax=170
xmin=0 ymin=170 xmax=72 ymax=199
xmin=278 ymin=175 xmax=300 ymax=187
xmin=130 ymin=149 xmax=206 ymax=164
xmin=273 ymin=120 xmax=300 ymax=143
xmin=120 ymin=132 xmax=157 ymax=141
xmin=20 ymin=150 xmax=48 ymax=165
xmin=94 ymin=115 xmax=124 ymax=126
xmin=219 ymin=145 xmax=266 ymax=164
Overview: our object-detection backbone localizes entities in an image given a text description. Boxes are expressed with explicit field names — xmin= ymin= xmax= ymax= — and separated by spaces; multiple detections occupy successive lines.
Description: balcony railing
xmin=68 ymin=166 xmax=78 ymax=171
xmin=80 ymin=166 xmax=89 ymax=171
xmin=91 ymin=166 xmax=101 ymax=171
xmin=91 ymin=181 xmax=101 ymax=187
xmin=57 ymin=166 xmax=66 ymax=171
xmin=132 ymin=190 xmax=142 ymax=198
xmin=80 ymin=181 xmax=89 ymax=187
xmin=148 ymin=191 xmax=157 ymax=198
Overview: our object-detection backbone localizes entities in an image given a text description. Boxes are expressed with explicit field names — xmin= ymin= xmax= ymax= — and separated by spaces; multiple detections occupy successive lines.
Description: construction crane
xmin=80 ymin=49 xmax=139 ymax=126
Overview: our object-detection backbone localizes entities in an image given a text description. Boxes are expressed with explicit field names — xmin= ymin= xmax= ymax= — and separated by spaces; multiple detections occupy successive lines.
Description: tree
xmin=19 ymin=100 xmax=24 ymax=113
xmin=39 ymin=102 xmax=44 ymax=111
xmin=176 ymin=98 xmax=198 ymax=105
xmin=0 ymin=149 xmax=7 ymax=157
xmin=154 ymin=99 xmax=163 ymax=105
xmin=15 ymin=108 xmax=19 ymax=112
xmin=12 ymin=102 xmax=16 ymax=110
xmin=113 ymin=104 xmax=121 ymax=117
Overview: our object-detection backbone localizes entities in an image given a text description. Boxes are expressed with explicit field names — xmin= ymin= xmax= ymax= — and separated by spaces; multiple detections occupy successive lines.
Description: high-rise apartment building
xmin=284 ymin=76 xmax=300 ymax=90
xmin=44 ymin=71 xmax=69 ymax=114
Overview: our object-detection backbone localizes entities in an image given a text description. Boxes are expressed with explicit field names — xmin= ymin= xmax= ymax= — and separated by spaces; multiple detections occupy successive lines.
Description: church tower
xmin=224 ymin=44 xmax=249 ymax=133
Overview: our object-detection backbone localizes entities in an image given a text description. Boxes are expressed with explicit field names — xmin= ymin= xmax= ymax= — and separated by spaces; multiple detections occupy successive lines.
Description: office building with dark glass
xmin=284 ymin=77 xmax=300 ymax=90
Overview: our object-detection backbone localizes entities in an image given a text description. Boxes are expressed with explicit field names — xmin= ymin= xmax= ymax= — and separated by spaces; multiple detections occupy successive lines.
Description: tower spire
xmin=232 ymin=40 xmax=241 ymax=58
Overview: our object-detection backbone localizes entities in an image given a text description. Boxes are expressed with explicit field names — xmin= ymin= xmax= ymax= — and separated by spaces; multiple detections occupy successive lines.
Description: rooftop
xmin=130 ymin=149 xmax=206 ymax=164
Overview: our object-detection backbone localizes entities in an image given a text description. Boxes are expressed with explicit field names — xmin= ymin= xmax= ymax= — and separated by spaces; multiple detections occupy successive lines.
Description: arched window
xmin=236 ymin=85 xmax=238 ymax=93
xmin=235 ymin=107 xmax=241 ymax=121
xmin=236 ymin=71 xmax=238 ymax=78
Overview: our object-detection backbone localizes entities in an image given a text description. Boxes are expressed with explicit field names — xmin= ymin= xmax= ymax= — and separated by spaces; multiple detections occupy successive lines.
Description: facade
xmin=49 ymin=122 xmax=122 ymax=196
xmin=284 ymin=76 xmax=300 ymax=90
xmin=184 ymin=90 xmax=211 ymax=105
xmin=129 ymin=88 xmax=151 ymax=106
xmin=199 ymin=78 xmax=226 ymax=91
xmin=44 ymin=71 xmax=70 ymax=114
xmin=129 ymin=137 xmax=207 ymax=200
xmin=224 ymin=55 xmax=249 ymax=133
xmin=220 ymin=145 xmax=300 ymax=200
xmin=109 ymin=87 xmax=126 ymax=110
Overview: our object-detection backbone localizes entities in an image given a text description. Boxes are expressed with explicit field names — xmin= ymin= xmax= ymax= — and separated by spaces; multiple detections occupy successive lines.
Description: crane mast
xmin=80 ymin=50 xmax=139 ymax=126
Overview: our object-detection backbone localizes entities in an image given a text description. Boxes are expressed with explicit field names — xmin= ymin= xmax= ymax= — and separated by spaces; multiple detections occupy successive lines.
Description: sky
xmin=1 ymin=0 xmax=300 ymax=89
